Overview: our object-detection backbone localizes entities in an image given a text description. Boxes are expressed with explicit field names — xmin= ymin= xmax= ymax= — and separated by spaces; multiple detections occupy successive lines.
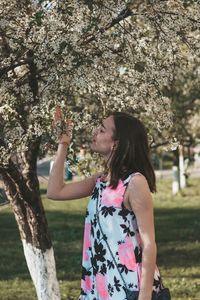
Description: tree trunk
xmin=22 ymin=241 xmax=60 ymax=300
xmin=172 ymin=148 xmax=180 ymax=195
xmin=1 ymin=159 xmax=60 ymax=300
xmin=179 ymin=145 xmax=186 ymax=189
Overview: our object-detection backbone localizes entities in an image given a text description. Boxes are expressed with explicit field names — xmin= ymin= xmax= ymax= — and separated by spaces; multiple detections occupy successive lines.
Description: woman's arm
xmin=127 ymin=174 xmax=157 ymax=300
xmin=47 ymin=143 xmax=99 ymax=201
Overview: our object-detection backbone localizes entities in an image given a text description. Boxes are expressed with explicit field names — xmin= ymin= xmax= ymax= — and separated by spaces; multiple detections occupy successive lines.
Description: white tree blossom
xmin=1 ymin=0 xmax=200 ymax=163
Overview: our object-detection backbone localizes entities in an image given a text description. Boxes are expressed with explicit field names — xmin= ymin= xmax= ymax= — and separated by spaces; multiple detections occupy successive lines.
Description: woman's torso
xmin=79 ymin=173 xmax=162 ymax=300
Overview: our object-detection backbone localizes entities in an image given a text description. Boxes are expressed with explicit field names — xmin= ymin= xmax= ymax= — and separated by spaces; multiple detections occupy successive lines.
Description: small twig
xmin=79 ymin=8 xmax=133 ymax=46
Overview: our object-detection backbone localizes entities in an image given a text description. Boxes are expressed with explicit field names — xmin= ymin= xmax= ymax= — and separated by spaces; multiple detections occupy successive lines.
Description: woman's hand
xmin=57 ymin=120 xmax=73 ymax=145
xmin=52 ymin=106 xmax=73 ymax=146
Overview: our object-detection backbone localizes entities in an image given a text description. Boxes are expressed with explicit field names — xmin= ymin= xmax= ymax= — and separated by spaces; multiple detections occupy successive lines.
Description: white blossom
xmin=0 ymin=0 xmax=200 ymax=166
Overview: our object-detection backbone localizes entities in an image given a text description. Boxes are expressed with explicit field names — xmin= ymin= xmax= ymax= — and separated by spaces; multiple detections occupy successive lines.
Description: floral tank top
xmin=79 ymin=173 xmax=162 ymax=300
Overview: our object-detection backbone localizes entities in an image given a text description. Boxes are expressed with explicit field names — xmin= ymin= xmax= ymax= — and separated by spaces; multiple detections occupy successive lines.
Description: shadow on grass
xmin=0 ymin=207 xmax=200 ymax=281
xmin=155 ymin=207 xmax=200 ymax=243
xmin=155 ymin=207 xmax=200 ymax=270
xmin=0 ymin=210 xmax=85 ymax=281
xmin=40 ymin=187 xmax=47 ymax=195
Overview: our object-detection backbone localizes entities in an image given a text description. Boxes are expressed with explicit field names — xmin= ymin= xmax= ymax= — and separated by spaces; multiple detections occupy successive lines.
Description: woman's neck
xmin=101 ymin=171 xmax=110 ymax=182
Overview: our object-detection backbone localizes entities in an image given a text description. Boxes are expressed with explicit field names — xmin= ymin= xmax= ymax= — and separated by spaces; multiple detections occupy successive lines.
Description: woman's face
xmin=91 ymin=116 xmax=116 ymax=158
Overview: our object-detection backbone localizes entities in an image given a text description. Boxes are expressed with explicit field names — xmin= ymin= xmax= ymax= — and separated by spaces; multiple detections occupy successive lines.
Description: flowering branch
xmin=79 ymin=7 xmax=133 ymax=45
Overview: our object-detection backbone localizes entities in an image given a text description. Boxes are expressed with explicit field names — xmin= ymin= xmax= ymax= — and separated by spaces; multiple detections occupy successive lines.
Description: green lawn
xmin=0 ymin=178 xmax=200 ymax=300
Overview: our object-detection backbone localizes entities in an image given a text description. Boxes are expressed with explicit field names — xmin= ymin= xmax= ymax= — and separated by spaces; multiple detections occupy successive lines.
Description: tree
xmin=1 ymin=0 xmax=200 ymax=299
xmin=164 ymin=49 xmax=200 ymax=192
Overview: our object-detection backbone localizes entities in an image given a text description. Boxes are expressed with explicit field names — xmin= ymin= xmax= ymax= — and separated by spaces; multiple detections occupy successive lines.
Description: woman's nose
xmin=93 ymin=127 xmax=99 ymax=136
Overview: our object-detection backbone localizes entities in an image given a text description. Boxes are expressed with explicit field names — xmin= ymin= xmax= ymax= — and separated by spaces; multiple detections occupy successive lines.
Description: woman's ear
xmin=112 ymin=140 xmax=119 ymax=151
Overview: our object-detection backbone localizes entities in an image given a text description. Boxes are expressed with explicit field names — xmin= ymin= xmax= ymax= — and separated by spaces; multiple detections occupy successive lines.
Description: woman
xmin=47 ymin=112 xmax=164 ymax=300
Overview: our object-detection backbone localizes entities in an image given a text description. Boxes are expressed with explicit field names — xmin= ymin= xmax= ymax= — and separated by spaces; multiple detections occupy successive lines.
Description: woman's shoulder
xmin=127 ymin=172 xmax=150 ymax=192
xmin=127 ymin=173 xmax=153 ymax=210
xmin=124 ymin=172 xmax=145 ymax=183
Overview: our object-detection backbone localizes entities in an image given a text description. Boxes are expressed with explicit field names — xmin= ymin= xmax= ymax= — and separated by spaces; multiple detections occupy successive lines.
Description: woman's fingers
xmin=54 ymin=106 xmax=63 ymax=122
xmin=58 ymin=133 xmax=71 ymax=145
xmin=63 ymin=120 xmax=73 ymax=136
xmin=52 ymin=107 xmax=74 ymax=144
xmin=52 ymin=106 xmax=63 ymax=128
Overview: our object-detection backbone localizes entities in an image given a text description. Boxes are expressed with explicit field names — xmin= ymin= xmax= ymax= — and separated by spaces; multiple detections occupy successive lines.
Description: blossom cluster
xmin=0 ymin=0 xmax=200 ymax=167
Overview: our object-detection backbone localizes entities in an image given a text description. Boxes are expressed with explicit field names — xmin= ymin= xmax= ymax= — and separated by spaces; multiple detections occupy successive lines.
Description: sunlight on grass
xmin=0 ymin=178 xmax=199 ymax=299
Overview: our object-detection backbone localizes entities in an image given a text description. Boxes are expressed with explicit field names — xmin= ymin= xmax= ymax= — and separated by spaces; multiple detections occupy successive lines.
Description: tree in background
xmin=0 ymin=1 xmax=200 ymax=299
xmin=164 ymin=49 xmax=200 ymax=193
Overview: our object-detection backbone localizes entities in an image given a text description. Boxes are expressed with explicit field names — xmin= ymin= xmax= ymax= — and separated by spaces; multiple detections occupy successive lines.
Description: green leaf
xmin=35 ymin=10 xmax=44 ymax=26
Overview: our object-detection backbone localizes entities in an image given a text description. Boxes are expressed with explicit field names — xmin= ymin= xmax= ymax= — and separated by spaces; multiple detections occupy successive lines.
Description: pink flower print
xmin=96 ymin=273 xmax=109 ymax=300
xmin=83 ymin=223 xmax=92 ymax=261
xmin=101 ymin=180 xmax=125 ymax=207
xmin=118 ymin=236 xmax=137 ymax=271
xmin=81 ymin=276 xmax=92 ymax=293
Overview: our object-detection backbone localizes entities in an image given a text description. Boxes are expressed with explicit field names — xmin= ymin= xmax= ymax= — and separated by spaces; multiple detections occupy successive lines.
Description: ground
xmin=0 ymin=177 xmax=200 ymax=300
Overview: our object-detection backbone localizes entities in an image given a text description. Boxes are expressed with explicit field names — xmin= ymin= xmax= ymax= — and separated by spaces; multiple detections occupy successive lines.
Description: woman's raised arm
xmin=47 ymin=143 xmax=99 ymax=200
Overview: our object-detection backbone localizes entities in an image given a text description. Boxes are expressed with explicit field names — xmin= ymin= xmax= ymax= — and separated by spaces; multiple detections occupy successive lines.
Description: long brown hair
xmin=109 ymin=112 xmax=156 ymax=193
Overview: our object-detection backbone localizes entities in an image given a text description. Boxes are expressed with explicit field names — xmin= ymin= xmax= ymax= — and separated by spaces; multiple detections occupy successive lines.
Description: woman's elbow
xmin=47 ymin=190 xmax=58 ymax=200
xmin=143 ymin=241 xmax=157 ymax=257
xmin=47 ymin=193 xmax=54 ymax=200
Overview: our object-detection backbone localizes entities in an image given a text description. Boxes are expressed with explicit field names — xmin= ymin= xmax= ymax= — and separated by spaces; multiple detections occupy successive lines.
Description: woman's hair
xmin=109 ymin=111 xmax=156 ymax=193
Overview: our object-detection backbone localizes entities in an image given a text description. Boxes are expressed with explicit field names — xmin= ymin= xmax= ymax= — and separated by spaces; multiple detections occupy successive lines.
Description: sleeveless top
xmin=79 ymin=173 xmax=162 ymax=300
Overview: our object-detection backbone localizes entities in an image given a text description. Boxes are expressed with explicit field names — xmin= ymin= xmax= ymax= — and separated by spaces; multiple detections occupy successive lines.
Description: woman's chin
xmin=90 ymin=145 xmax=100 ymax=154
xmin=90 ymin=145 xmax=95 ymax=152
xmin=90 ymin=141 xmax=96 ymax=150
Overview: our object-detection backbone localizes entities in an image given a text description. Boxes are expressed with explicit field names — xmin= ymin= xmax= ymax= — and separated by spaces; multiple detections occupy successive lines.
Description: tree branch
xmin=0 ymin=57 xmax=33 ymax=79
xmin=157 ymin=10 xmax=200 ymax=24
xmin=27 ymin=50 xmax=39 ymax=102
xmin=79 ymin=7 xmax=133 ymax=45
xmin=150 ymin=140 xmax=169 ymax=149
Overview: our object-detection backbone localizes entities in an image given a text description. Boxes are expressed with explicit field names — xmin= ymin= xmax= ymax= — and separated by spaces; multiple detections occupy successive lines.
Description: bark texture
xmin=0 ymin=141 xmax=61 ymax=299
xmin=23 ymin=240 xmax=60 ymax=300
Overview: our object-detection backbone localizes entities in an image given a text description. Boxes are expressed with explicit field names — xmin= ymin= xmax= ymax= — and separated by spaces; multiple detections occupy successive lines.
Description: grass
xmin=0 ymin=178 xmax=200 ymax=300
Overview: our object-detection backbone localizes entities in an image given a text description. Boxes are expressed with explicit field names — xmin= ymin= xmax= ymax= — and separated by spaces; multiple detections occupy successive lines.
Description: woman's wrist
xmin=57 ymin=142 xmax=70 ymax=153
xmin=138 ymin=289 xmax=152 ymax=300
xmin=58 ymin=142 xmax=70 ymax=150
xmin=58 ymin=141 xmax=70 ymax=146
xmin=57 ymin=133 xmax=71 ymax=146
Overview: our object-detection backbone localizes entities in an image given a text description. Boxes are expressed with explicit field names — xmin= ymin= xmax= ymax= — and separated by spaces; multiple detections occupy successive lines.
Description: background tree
xmin=0 ymin=0 xmax=200 ymax=299
xmin=164 ymin=51 xmax=200 ymax=192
